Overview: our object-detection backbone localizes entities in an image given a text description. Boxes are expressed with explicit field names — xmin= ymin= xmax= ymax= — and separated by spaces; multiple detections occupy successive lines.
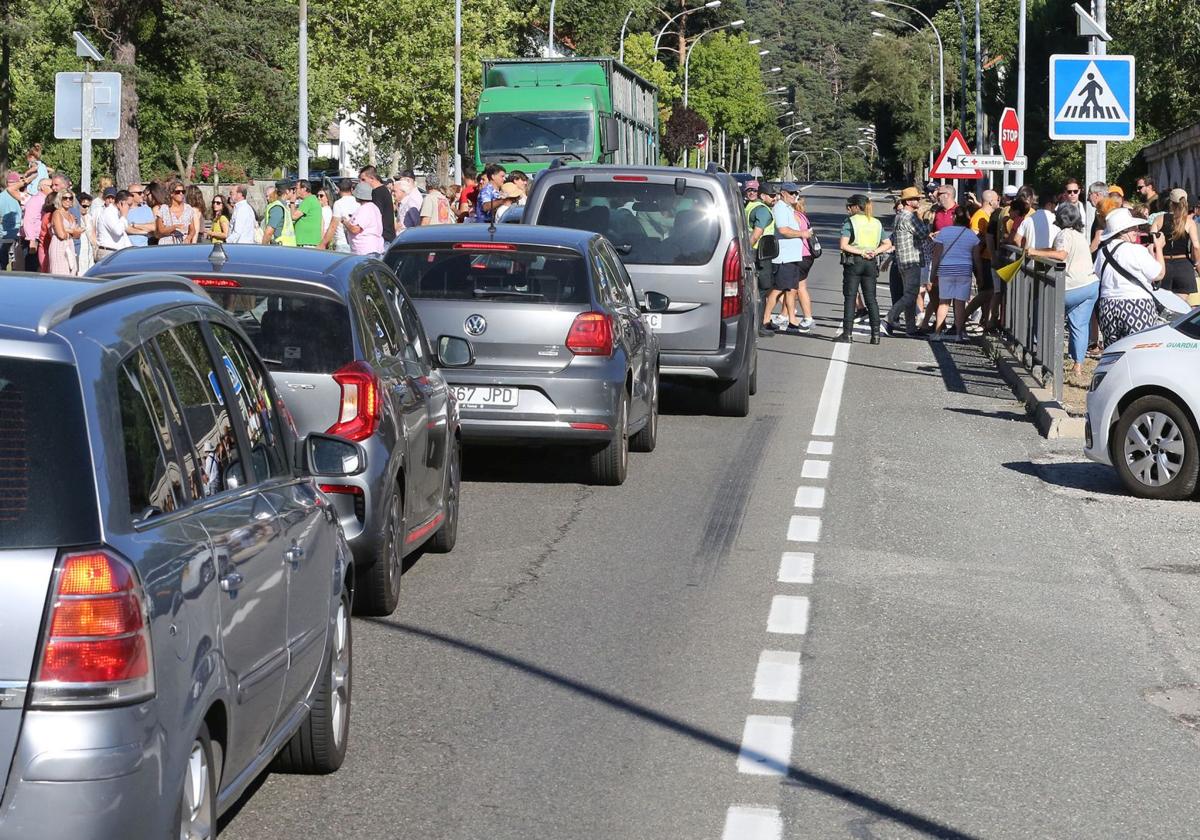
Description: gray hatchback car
xmin=523 ymin=163 xmax=759 ymax=416
xmin=0 ymin=274 xmax=360 ymax=839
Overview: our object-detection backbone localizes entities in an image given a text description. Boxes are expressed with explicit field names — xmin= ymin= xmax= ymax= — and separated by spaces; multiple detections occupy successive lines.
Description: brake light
xmin=318 ymin=484 xmax=364 ymax=496
xmin=190 ymin=276 xmax=241 ymax=288
xmin=452 ymin=242 xmax=517 ymax=251
xmin=721 ymin=240 xmax=742 ymax=319
xmin=612 ymin=175 xmax=649 ymax=182
xmin=326 ymin=361 xmax=382 ymax=442
xmin=565 ymin=312 xmax=614 ymax=356
xmin=32 ymin=549 xmax=154 ymax=707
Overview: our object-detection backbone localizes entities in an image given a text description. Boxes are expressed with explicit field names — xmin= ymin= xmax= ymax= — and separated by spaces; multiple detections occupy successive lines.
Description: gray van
xmin=523 ymin=163 xmax=758 ymax=416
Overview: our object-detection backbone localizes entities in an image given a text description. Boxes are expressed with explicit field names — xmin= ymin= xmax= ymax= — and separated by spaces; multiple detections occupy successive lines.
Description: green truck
xmin=459 ymin=58 xmax=659 ymax=174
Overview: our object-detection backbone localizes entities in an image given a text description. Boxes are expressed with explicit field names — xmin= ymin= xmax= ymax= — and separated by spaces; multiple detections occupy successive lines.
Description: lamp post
xmin=683 ymin=20 xmax=743 ymax=108
xmin=823 ymin=147 xmax=844 ymax=181
xmin=791 ymin=152 xmax=812 ymax=181
xmin=453 ymin=0 xmax=462 ymax=182
xmin=298 ymin=0 xmax=308 ymax=179
xmin=548 ymin=0 xmax=557 ymax=56
xmin=618 ymin=8 xmax=635 ymax=62
xmin=654 ymin=0 xmax=721 ymax=52
xmin=869 ymin=1 xmax=944 ymax=151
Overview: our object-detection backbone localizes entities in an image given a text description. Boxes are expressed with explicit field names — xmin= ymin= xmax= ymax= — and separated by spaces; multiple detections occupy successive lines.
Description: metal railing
xmin=1001 ymin=254 xmax=1066 ymax=403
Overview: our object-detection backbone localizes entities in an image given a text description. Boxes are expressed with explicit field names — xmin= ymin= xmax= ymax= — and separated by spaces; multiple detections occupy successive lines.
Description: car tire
xmin=176 ymin=722 xmax=217 ymax=840
xmin=715 ymin=373 xmax=751 ymax=417
xmin=1113 ymin=395 xmax=1199 ymax=500
xmin=358 ymin=487 xmax=403 ymax=616
xmin=273 ymin=581 xmax=352 ymax=775
xmin=588 ymin=391 xmax=629 ymax=485
xmin=428 ymin=439 xmax=461 ymax=553
xmin=630 ymin=370 xmax=658 ymax=453
xmin=748 ymin=354 xmax=759 ymax=396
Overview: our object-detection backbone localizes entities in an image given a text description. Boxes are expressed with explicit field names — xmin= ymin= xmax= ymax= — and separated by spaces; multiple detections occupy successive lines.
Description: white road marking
xmin=787 ymin=515 xmax=821 ymax=542
xmin=778 ymin=551 xmax=814 ymax=584
xmin=793 ymin=486 xmax=826 ymax=508
xmin=801 ymin=460 xmax=830 ymax=480
xmin=767 ymin=595 xmax=810 ymax=634
xmin=812 ymin=341 xmax=851 ymax=437
xmin=807 ymin=440 xmax=833 ymax=455
xmin=722 ymin=807 xmax=783 ymax=840
xmin=753 ymin=650 xmax=802 ymax=702
xmin=737 ymin=715 xmax=795 ymax=776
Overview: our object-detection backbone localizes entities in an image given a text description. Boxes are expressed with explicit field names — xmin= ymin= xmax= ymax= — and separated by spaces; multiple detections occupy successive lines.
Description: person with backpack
xmin=745 ymin=181 xmax=777 ymax=337
xmin=837 ymin=194 xmax=891 ymax=343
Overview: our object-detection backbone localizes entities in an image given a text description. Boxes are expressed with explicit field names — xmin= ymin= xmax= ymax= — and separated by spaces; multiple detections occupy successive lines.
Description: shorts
xmin=1160 ymin=259 xmax=1198 ymax=294
xmin=939 ymin=275 xmax=971 ymax=301
xmin=772 ymin=260 xmax=805 ymax=291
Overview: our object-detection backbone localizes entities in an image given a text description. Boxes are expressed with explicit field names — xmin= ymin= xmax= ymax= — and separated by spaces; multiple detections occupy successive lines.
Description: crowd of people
xmin=0 ymin=145 xmax=534 ymax=273
xmin=744 ymin=173 xmax=1200 ymax=379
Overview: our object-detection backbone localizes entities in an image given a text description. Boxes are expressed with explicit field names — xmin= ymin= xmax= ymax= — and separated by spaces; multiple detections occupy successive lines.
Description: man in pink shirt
xmin=343 ymin=182 xmax=384 ymax=256
xmin=22 ymin=180 xmax=51 ymax=271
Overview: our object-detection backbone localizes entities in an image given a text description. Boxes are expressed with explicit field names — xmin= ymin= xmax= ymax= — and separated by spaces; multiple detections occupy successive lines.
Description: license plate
xmin=452 ymin=385 xmax=518 ymax=408
xmin=645 ymin=314 xmax=663 ymax=329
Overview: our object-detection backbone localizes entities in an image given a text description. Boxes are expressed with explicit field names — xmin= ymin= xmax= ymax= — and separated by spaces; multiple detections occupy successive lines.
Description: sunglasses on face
xmin=130 ymin=189 xmax=144 ymax=195
xmin=81 ymin=203 xmax=91 ymax=209
xmin=173 ymin=189 xmax=185 ymax=194
xmin=1066 ymin=189 xmax=1080 ymax=194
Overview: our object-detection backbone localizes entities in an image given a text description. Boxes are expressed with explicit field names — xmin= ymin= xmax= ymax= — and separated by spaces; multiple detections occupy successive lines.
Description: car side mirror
xmin=436 ymin=335 xmax=475 ymax=368
xmin=641 ymin=291 xmax=670 ymax=313
xmin=301 ymin=433 xmax=367 ymax=477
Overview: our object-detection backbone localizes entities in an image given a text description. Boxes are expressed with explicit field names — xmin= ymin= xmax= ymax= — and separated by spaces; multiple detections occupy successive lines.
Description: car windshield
xmin=534 ymin=181 xmax=720 ymax=266
xmin=0 ymin=357 xmax=99 ymax=549
xmin=478 ymin=112 xmax=593 ymax=161
xmin=202 ymin=288 xmax=354 ymax=374
xmin=386 ymin=247 xmax=590 ymax=305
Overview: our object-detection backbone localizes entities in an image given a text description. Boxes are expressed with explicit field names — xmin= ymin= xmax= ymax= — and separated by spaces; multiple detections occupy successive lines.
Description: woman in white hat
xmin=1093 ymin=207 xmax=1166 ymax=347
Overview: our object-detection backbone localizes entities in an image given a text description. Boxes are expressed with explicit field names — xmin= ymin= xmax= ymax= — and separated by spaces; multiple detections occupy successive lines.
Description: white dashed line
xmin=767 ymin=595 xmax=810 ymax=634
xmin=800 ymin=459 xmax=830 ymax=479
xmin=787 ymin=515 xmax=821 ymax=542
xmin=753 ymin=650 xmax=802 ymax=702
xmin=737 ymin=715 xmax=795 ymax=776
xmin=793 ymin=486 xmax=825 ymax=508
xmin=722 ymin=806 xmax=783 ymax=840
xmin=778 ymin=551 xmax=814 ymax=584
xmin=812 ymin=341 xmax=851 ymax=437
xmin=807 ymin=440 xmax=834 ymax=455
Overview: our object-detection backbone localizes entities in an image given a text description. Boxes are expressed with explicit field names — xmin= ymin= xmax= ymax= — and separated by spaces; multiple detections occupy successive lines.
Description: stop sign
xmin=999 ymin=107 xmax=1021 ymax=163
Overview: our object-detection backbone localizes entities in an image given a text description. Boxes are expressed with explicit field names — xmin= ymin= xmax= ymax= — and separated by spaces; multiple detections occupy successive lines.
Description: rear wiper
xmin=496 ymin=153 xmax=531 ymax=162
xmin=473 ymin=289 xmax=545 ymax=300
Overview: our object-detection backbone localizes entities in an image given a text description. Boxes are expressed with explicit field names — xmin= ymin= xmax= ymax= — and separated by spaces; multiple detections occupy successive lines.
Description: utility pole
xmin=974 ymin=0 xmax=983 ymax=196
xmin=1083 ymin=0 xmax=1107 ymax=203
xmin=1015 ymin=0 xmax=1026 ymax=187
xmin=298 ymin=0 xmax=309 ymax=179
xmin=454 ymin=0 xmax=462 ymax=182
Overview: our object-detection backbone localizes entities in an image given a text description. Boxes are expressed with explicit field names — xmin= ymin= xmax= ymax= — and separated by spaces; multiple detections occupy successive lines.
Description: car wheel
xmin=630 ymin=370 xmax=658 ymax=453
xmin=588 ymin=391 xmax=629 ymax=485
xmin=428 ymin=439 xmax=461 ymax=553
xmin=177 ymin=722 xmax=217 ymax=840
xmin=1113 ymin=395 xmax=1200 ymax=500
xmin=358 ymin=487 xmax=403 ymax=616
xmin=714 ymin=373 xmax=751 ymax=417
xmin=274 ymin=581 xmax=352 ymax=774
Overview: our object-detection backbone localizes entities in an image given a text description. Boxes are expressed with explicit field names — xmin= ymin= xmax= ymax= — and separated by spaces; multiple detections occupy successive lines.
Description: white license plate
xmin=452 ymin=385 xmax=518 ymax=408
xmin=645 ymin=313 xmax=663 ymax=329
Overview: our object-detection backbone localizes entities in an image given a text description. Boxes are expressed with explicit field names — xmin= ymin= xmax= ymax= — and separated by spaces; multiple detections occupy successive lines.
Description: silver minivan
xmin=0 ymin=275 xmax=359 ymax=839
xmin=523 ymin=163 xmax=759 ymax=416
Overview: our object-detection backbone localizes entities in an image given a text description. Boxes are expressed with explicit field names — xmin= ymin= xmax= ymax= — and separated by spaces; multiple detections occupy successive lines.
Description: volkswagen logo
xmin=464 ymin=314 xmax=487 ymax=336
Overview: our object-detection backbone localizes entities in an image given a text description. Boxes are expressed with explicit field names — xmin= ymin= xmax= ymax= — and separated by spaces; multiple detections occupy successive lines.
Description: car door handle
xmin=284 ymin=545 xmax=305 ymax=568
xmin=219 ymin=572 xmax=244 ymax=592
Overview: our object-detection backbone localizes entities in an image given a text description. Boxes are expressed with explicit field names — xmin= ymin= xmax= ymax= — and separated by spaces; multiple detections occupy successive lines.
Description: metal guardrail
xmin=1002 ymin=254 xmax=1066 ymax=403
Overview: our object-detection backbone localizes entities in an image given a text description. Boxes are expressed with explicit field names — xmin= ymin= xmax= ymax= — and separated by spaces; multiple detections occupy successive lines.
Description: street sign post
xmin=948 ymin=154 xmax=1027 ymax=170
xmin=929 ymin=129 xmax=982 ymax=180
xmin=54 ymin=70 xmax=120 ymax=195
xmin=1049 ymin=54 xmax=1135 ymax=141
xmin=999 ymin=107 xmax=1021 ymax=163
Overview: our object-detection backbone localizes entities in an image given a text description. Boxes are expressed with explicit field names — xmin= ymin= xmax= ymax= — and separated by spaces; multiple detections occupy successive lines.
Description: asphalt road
xmin=221 ymin=184 xmax=1200 ymax=839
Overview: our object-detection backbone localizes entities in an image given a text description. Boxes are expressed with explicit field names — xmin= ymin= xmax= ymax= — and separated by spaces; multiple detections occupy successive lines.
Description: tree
xmin=686 ymin=33 xmax=769 ymax=141
xmin=621 ymin=31 xmax=681 ymax=130
xmin=662 ymin=104 xmax=706 ymax=165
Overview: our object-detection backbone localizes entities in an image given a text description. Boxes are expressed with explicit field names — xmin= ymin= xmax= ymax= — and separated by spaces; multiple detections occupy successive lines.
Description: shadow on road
xmin=462 ymin=445 xmax=590 ymax=485
xmin=944 ymin=406 xmax=1030 ymax=423
xmin=348 ymin=619 xmax=984 ymax=840
xmin=1001 ymin=457 xmax=1128 ymax=496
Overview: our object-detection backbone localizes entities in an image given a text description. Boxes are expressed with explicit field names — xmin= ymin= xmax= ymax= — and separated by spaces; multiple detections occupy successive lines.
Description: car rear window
xmin=534 ymin=181 xmax=720 ymax=266
xmin=386 ymin=247 xmax=590 ymax=305
xmin=0 ymin=358 xmax=99 ymax=549
xmin=202 ymin=289 xmax=353 ymax=374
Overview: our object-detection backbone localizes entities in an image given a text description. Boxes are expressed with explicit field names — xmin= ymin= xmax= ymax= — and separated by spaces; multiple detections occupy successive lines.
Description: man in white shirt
xmin=1018 ymin=194 xmax=1061 ymax=250
xmin=227 ymin=184 xmax=258 ymax=244
xmin=95 ymin=189 xmax=134 ymax=256
xmin=320 ymin=179 xmax=358 ymax=252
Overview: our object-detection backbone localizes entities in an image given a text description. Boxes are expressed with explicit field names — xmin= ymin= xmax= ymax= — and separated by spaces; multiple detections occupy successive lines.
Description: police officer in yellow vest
xmin=837 ymin=193 xmax=892 ymax=343
xmin=262 ymin=179 xmax=297 ymax=246
xmin=745 ymin=181 xmax=777 ymax=338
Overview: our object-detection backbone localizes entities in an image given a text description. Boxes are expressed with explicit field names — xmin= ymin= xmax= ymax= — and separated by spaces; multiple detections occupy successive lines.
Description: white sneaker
xmin=799 ymin=317 xmax=814 ymax=329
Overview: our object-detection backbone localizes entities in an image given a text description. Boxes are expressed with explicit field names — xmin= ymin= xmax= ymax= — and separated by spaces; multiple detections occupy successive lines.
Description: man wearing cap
xmin=342 ymin=181 xmax=385 ymax=256
xmin=882 ymin=186 xmax=929 ymax=336
xmin=262 ymin=180 xmax=297 ymax=246
xmin=744 ymin=181 xmax=775 ymax=337
xmin=0 ymin=171 xmax=26 ymax=270
xmin=769 ymin=181 xmax=816 ymax=335
xmin=1094 ymin=207 xmax=1165 ymax=346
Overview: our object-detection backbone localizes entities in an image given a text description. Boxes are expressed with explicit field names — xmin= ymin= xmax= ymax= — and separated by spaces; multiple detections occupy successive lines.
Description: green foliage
xmin=622 ymin=31 xmax=680 ymax=127
xmin=543 ymin=0 xmax=656 ymax=56
xmin=686 ymin=33 xmax=769 ymax=138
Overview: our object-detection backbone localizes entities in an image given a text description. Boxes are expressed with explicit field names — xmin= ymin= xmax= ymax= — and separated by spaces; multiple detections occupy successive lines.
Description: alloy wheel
xmin=179 ymin=741 xmax=213 ymax=840
xmin=1123 ymin=410 xmax=1186 ymax=487
xmin=330 ymin=599 xmax=350 ymax=749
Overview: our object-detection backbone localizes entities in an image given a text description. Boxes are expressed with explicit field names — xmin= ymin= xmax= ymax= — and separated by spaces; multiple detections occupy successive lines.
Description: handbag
xmin=809 ymin=232 xmax=823 ymax=259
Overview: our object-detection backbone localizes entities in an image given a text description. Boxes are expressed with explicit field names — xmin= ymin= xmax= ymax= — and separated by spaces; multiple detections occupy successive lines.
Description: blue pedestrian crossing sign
xmin=1049 ymin=54 xmax=1135 ymax=141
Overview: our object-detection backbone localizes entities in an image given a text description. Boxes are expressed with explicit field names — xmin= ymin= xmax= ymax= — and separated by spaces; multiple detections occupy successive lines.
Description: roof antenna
xmin=208 ymin=242 xmax=228 ymax=271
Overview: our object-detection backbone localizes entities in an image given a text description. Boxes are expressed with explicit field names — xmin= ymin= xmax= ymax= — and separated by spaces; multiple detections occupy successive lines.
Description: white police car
xmin=1085 ymin=310 xmax=1200 ymax=499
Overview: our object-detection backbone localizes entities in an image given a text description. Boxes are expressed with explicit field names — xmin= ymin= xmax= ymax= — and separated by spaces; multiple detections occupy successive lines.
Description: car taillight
xmin=326 ymin=361 xmax=382 ymax=442
xmin=31 ymin=549 xmax=155 ymax=708
xmin=722 ymin=240 xmax=742 ymax=319
xmin=566 ymin=312 xmax=614 ymax=356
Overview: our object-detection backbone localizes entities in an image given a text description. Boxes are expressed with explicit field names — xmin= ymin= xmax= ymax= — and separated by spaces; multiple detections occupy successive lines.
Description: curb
xmin=980 ymin=335 xmax=1086 ymax=440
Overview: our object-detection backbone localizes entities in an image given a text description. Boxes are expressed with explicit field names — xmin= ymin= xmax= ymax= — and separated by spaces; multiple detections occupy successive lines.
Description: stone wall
xmin=1143 ymin=122 xmax=1200 ymax=196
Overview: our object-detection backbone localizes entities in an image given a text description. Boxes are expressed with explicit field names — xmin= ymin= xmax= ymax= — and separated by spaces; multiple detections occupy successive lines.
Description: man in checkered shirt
xmin=883 ymin=186 xmax=931 ymax=336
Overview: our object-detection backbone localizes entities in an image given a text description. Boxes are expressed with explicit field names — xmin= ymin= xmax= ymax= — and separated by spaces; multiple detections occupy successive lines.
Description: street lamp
xmin=654 ymin=0 xmax=721 ymax=51
xmin=764 ymin=66 xmax=782 ymax=73
xmin=683 ymin=20 xmax=743 ymax=108
xmin=548 ymin=0 xmax=557 ymax=56
xmin=759 ymin=49 xmax=770 ymax=56
xmin=869 ymin=12 xmax=937 ymax=170
xmin=748 ymin=38 xmax=761 ymax=45
xmin=777 ymin=110 xmax=795 ymax=119
xmin=869 ymin=2 xmax=944 ymax=150
xmin=618 ymin=8 xmax=635 ymax=62
xmin=454 ymin=0 xmax=462 ymax=181
xmin=822 ymin=147 xmax=844 ymax=181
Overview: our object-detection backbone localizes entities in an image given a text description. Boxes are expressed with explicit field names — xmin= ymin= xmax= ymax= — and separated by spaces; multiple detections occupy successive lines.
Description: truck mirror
xmin=602 ymin=116 xmax=620 ymax=157
xmin=457 ymin=120 xmax=474 ymax=158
